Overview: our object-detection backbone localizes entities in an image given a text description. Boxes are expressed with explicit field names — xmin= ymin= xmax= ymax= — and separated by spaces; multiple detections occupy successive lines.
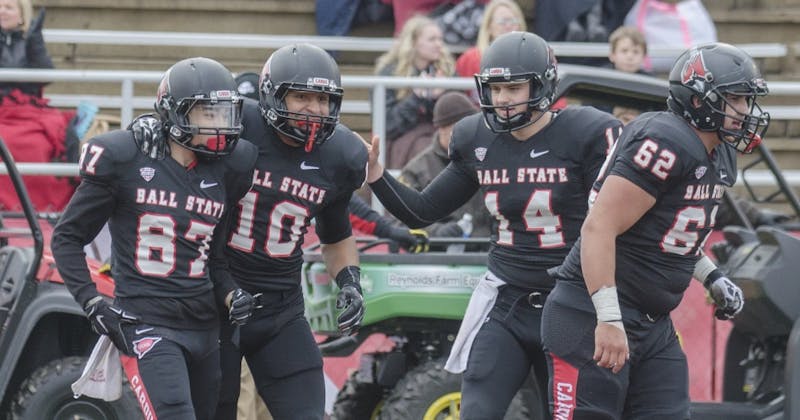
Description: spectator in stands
xmin=384 ymin=0 xmax=451 ymax=36
xmin=0 ymin=0 xmax=77 ymax=212
xmin=534 ymin=0 xmax=637 ymax=66
xmin=455 ymin=0 xmax=525 ymax=79
xmin=607 ymin=25 xmax=648 ymax=74
xmin=399 ymin=91 xmax=492 ymax=240
xmin=624 ymin=0 xmax=717 ymax=73
xmin=603 ymin=25 xmax=652 ymax=121
xmin=315 ymin=0 xmax=393 ymax=37
xmin=375 ymin=14 xmax=455 ymax=169
xmin=0 ymin=0 xmax=53 ymax=97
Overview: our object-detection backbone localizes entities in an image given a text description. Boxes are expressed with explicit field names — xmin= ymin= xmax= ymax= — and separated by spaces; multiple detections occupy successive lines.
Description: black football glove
xmin=707 ymin=276 xmax=744 ymax=320
xmin=84 ymin=296 xmax=139 ymax=356
xmin=228 ymin=288 xmax=256 ymax=326
xmin=388 ymin=226 xmax=429 ymax=253
xmin=335 ymin=266 xmax=365 ymax=336
xmin=129 ymin=114 xmax=169 ymax=160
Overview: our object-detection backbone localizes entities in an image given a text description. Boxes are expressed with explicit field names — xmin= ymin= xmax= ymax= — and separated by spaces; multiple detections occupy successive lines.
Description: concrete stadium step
xmin=41 ymin=0 xmax=314 ymax=75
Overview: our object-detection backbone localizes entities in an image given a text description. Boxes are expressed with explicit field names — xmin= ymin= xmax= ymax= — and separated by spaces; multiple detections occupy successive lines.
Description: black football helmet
xmin=259 ymin=43 xmax=343 ymax=152
xmin=475 ymin=31 xmax=558 ymax=133
xmin=667 ymin=43 xmax=770 ymax=153
xmin=155 ymin=57 xmax=242 ymax=159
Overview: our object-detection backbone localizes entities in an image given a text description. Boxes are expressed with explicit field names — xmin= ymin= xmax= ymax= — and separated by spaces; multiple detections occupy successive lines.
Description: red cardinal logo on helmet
xmin=681 ymin=50 xmax=708 ymax=85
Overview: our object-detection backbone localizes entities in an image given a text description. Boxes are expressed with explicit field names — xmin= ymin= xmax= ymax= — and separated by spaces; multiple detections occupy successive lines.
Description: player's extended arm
xmin=365 ymin=134 xmax=476 ymax=228
xmin=348 ymin=195 xmax=429 ymax=253
xmin=52 ymin=180 xmax=115 ymax=308
xmin=581 ymin=174 xmax=655 ymax=373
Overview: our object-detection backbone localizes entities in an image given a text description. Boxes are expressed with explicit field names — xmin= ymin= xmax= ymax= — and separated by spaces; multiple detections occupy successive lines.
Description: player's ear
xmin=691 ymin=96 xmax=703 ymax=109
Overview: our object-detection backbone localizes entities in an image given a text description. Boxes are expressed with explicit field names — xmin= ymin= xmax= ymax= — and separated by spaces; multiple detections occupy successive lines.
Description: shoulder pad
xmin=629 ymin=112 xmax=705 ymax=159
xmin=241 ymin=98 xmax=271 ymax=149
xmin=78 ymin=130 xmax=138 ymax=179
xmin=553 ymin=107 xmax=623 ymax=157
xmin=555 ymin=107 xmax=622 ymax=139
xmin=224 ymin=138 xmax=259 ymax=175
xmin=326 ymin=125 xmax=368 ymax=189
xmin=450 ymin=113 xmax=489 ymax=161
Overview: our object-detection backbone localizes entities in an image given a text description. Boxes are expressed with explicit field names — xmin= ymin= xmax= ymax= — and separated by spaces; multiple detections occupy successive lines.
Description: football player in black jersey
xmin=213 ymin=44 xmax=368 ymax=420
xmin=52 ymin=57 xmax=258 ymax=420
xmin=365 ymin=31 xmax=623 ymax=419
xmin=542 ymin=43 xmax=770 ymax=420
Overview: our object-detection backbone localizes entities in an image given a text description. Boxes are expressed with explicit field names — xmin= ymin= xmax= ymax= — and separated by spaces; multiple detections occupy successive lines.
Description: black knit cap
xmin=433 ymin=91 xmax=479 ymax=128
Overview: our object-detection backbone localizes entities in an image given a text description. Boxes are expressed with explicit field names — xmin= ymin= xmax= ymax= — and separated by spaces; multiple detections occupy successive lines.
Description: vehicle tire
xmin=722 ymin=326 xmax=752 ymax=402
xmin=10 ymin=356 xmax=140 ymax=420
xmin=331 ymin=372 xmax=386 ymax=420
xmin=378 ymin=358 xmax=534 ymax=420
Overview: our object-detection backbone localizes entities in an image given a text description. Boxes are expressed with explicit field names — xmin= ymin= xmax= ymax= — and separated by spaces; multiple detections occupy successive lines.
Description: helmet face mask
xmin=667 ymin=43 xmax=770 ymax=154
xmin=259 ymin=44 xmax=343 ymax=151
xmin=475 ymin=32 xmax=558 ymax=133
xmin=155 ymin=57 xmax=242 ymax=159
xmin=180 ymin=96 xmax=243 ymax=153
xmin=713 ymin=90 xmax=770 ymax=153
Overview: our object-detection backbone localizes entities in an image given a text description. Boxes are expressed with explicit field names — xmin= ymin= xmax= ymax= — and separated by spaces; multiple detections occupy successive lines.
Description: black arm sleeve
xmin=51 ymin=180 xmax=115 ymax=308
xmin=209 ymin=140 xmax=257 ymax=304
xmin=348 ymin=194 xmax=402 ymax=238
xmin=317 ymin=192 xmax=354 ymax=244
xmin=207 ymin=207 xmax=239 ymax=306
xmin=368 ymin=162 xmax=478 ymax=228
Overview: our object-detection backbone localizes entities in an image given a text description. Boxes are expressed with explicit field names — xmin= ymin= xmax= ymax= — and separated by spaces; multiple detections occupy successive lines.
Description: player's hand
xmin=129 ymin=114 xmax=168 ymax=160
xmin=708 ymin=276 xmax=744 ymax=320
xmin=227 ymin=288 xmax=256 ymax=326
xmin=364 ymin=134 xmax=384 ymax=183
xmin=388 ymin=227 xmax=429 ymax=253
xmin=336 ymin=284 xmax=365 ymax=336
xmin=593 ymin=321 xmax=629 ymax=374
xmin=84 ymin=297 xmax=139 ymax=356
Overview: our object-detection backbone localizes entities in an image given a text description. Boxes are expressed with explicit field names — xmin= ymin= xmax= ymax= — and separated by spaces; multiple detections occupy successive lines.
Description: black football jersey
xmin=225 ymin=98 xmax=368 ymax=292
xmin=554 ymin=111 xmax=737 ymax=314
xmin=370 ymin=107 xmax=621 ymax=289
xmin=53 ymin=129 xmax=257 ymax=328
xmin=452 ymin=108 xmax=621 ymax=288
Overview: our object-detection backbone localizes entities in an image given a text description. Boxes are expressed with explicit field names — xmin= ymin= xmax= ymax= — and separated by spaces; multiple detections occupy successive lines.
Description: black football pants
xmin=460 ymin=284 xmax=550 ymax=420
xmin=120 ymin=323 xmax=221 ymax=420
xmin=216 ymin=286 xmax=324 ymax=420
xmin=542 ymin=281 xmax=690 ymax=420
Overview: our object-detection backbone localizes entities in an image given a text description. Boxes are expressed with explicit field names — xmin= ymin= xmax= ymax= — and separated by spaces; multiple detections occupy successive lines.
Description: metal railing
xmin=2 ymin=67 xmax=798 ymax=138
xmin=1 ymin=65 xmax=799 ymax=186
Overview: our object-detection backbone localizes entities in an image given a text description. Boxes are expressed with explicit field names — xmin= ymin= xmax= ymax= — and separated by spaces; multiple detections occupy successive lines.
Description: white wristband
xmin=591 ymin=286 xmax=622 ymax=323
xmin=694 ymin=256 xmax=717 ymax=283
